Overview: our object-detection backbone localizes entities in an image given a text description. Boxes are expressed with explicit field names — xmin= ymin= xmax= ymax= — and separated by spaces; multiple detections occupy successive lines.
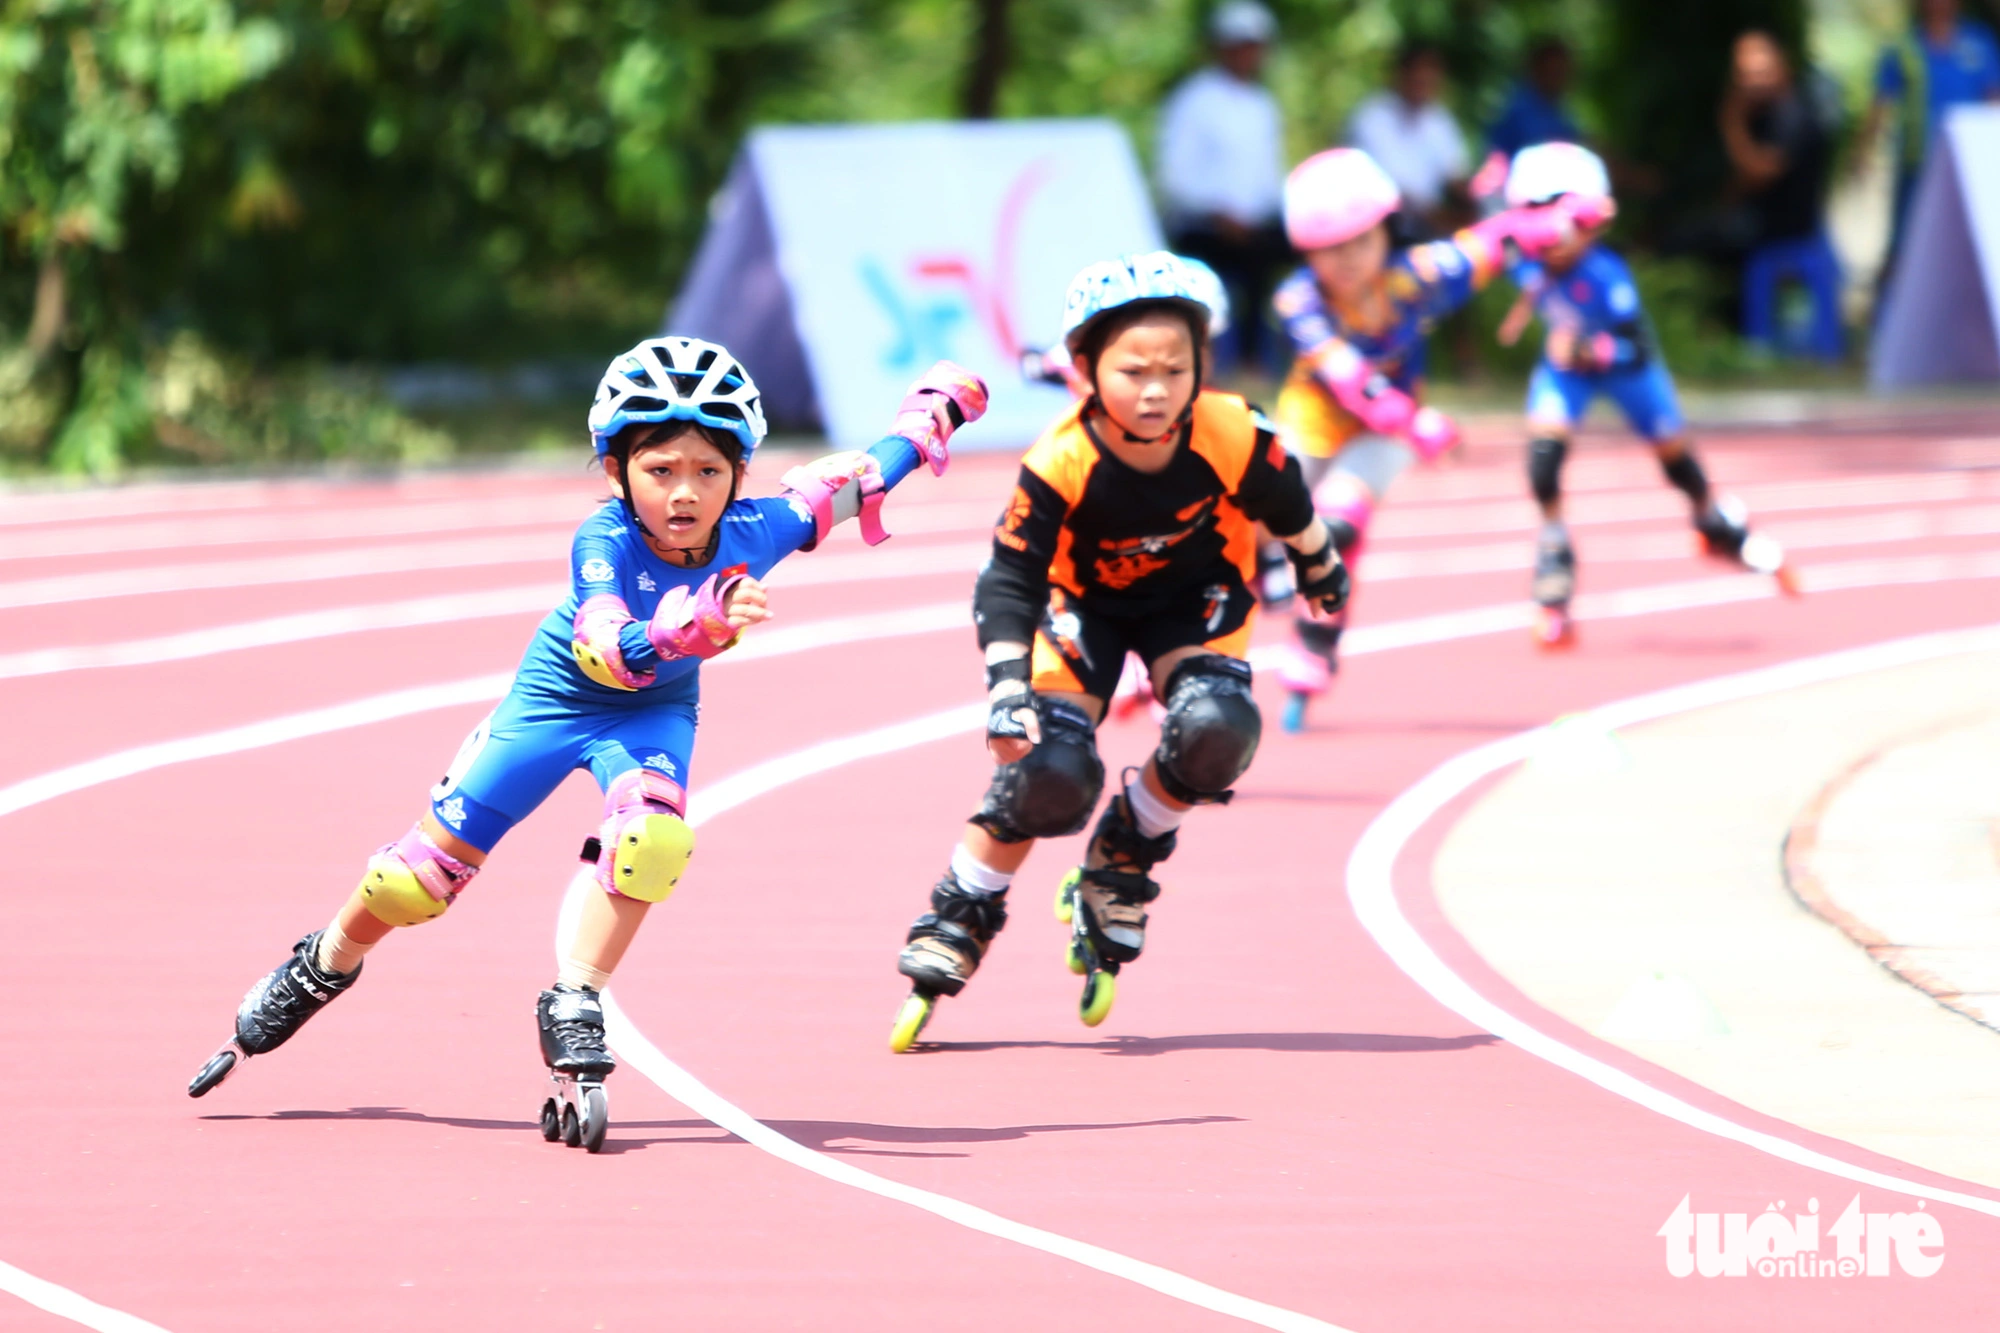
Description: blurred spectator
xmin=1721 ymin=32 xmax=1842 ymax=357
xmin=1157 ymin=0 xmax=1290 ymax=371
xmin=1861 ymin=0 xmax=2000 ymax=282
xmin=1346 ymin=40 xmax=1472 ymax=239
xmin=1485 ymin=37 xmax=1584 ymax=160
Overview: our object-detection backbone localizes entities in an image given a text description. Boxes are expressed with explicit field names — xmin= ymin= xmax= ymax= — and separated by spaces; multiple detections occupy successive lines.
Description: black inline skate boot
xmin=1055 ymin=786 xmax=1177 ymax=1027
xmin=187 ymin=931 xmax=362 ymax=1097
xmin=537 ymin=986 xmax=613 ymax=1152
xmin=890 ymin=872 xmax=1009 ymax=1052
xmin=1531 ymin=528 xmax=1577 ymax=648
xmin=1695 ymin=495 xmax=1799 ymax=592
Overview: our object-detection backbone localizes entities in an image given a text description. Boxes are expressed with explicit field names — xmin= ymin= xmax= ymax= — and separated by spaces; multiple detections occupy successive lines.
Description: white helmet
xmin=1179 ymin=256 xmax=1232 ymax=338
xmin=1284 ymin=148 xmax=1401 ymax=250
xmin=1210 ymin=0 xmax=1276 ymax=45
xmin=1505 ymin=141 xmax=1612 ymax=208
xmin=588 ymin=336 xmax=767 ymax=461
xmin=1059 ymin=251 xmax=1213 ymax=356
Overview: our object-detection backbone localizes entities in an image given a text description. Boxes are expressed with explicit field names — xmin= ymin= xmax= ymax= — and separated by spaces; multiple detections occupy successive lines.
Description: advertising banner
xmin=672 ymin=120 xmax=1162 ymax=446
xmin=1872 ymin=105 xmax=2000 ymax=388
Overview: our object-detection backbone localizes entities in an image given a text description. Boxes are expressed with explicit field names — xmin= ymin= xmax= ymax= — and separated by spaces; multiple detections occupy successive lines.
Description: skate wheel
xmin=561 ymin=1103 xmax=582 ymax=1148
xmin=580 ymin=1085 xmax=608 ymax=1154
xmin=1053 ymin=870 xmax=1078 ymax=924
xmin=1533 ymin=607 xmax=1575 ymax=650
xmin=889 ymin=994 xmax=934 ymax=1054
xmin=1066 ymin=941 xmax=1087 ymax=976
xmin=1281 ymin=693 xmax=1308 ymax=735
xmin=539 ymin=1098 xmax=562 ymax=1142
xmin=186 ymin=1046 xmax=240 ymax=1099
xmin=1079 ymin=971 xmax=1116 ymax=1027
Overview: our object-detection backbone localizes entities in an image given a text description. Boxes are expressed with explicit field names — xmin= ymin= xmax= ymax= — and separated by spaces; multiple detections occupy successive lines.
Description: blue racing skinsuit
xmin=1515 ymin=245 xmax=1683 ymax=441
xmin=428 ymin=436 xmax=920 ymax=853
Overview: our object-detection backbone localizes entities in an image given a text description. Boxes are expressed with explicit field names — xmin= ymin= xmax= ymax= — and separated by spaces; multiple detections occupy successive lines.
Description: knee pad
xmin=972 ymin=699 xmax=1104 ymax=842
xmin=1315 ymin=474 xmax=1373 ymax=560
xmin=596 ymin=769 xmax=694 ymax=903
xmin=1528 ymin=436 xmax=1568 ymax=506
xmin=359 ymin=824 xmax=478 ymax=927
xmin=1154 ymin=657 xmax=1261 ymax=805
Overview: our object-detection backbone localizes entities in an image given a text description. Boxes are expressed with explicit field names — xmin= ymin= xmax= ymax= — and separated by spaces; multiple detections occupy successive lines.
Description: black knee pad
xmin=1528 ymin=436 xmax=1568 ymax=506
xmin=1659 ymin=448 xmax=1710 ymax=505
xmin=1154 ymin=657 xmax=1261 ymax=805
xmin=971 ymin=699 xmax=1104 ymax=842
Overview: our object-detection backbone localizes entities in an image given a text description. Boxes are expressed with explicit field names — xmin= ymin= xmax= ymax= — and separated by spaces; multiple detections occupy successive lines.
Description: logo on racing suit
xmin=637 ymin=570 xmax=657 ymax=592
xmin=1202 ymin=583 xmax=1230 ymax=633
xmin=994 ymin=486 xmax=1035 ymax=553
xmin=1042 ymin=589 xmax=1092 ymax=671
xmin=435 ymin=797 xmax=467 ymax=829
xmin=580 ymin=558 xmax=616 ymax=583
xmin=1090 ymin=497 xmax=1217 ymax=591
xmin=642 ymin=753 xmax=678 ymax=778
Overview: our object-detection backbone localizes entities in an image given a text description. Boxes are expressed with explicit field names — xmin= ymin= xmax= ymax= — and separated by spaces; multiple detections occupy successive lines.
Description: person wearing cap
xmin=1156 ymin=0 xmax=1291 ymax=372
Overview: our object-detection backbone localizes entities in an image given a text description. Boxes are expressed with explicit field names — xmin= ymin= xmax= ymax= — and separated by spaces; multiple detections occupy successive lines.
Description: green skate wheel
xmin=889 ymin=994 xmax=934 ymax=1054
xmin=1053 ymin=869 xmax=1080 ymax=923
xmin=1066 ymin=941 xmax=1087 ymax=976
xmin=1079 ymin=971 xmax=1116 ymax=1027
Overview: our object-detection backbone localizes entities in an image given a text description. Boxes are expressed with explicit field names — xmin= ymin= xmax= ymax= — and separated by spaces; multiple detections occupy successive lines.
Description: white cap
xmin=1211 ymin=0 xmax=1276 ymax=46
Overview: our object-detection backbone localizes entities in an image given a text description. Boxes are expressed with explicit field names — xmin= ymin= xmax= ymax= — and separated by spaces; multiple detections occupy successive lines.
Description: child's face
xmin=1092 ymin=314 xmax=1197 ymax=441
xmin=605 ymin=427 xmax=742 ymax=551
xmin=1307 ymin=223 xmax=1390 ymax=303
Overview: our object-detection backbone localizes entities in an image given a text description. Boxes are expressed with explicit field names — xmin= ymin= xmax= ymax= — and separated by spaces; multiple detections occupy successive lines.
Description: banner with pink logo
xmin=671 ymin=120 xmax=1162 ymax=448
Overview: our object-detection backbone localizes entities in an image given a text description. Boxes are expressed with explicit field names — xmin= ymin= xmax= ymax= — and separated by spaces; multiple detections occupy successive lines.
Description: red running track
xmin=5 ymin=411 xmax=2000 ymax=1331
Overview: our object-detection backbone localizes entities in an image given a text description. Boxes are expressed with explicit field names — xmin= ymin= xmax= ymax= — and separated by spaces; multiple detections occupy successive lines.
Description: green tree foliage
xmin=0 ymin=0 xmax=1826 ymax=475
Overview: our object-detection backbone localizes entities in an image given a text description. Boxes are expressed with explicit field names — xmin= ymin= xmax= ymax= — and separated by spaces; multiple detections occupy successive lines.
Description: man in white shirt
xmin=1346 ymin=40 xmax=1472 ymax=238
xmin=1156 ymin=0 xmax=1291 ymax=370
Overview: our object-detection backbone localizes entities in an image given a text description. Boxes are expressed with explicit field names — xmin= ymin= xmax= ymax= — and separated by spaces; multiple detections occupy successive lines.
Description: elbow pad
xmin=1309 ymin=340 xmax=1415 ymax=436
xmin=572 ymin=594 xmax=655 ymax=691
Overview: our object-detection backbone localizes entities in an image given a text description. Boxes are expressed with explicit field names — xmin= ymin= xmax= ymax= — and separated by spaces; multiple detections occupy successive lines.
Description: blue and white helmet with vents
xmin=587 ymin=336 xmax=768 ymax=461
xmin=1179 ymin=256 xmax=1231 ymax=338
xmin=1059 ymin=251 xmax=1214 ymax=356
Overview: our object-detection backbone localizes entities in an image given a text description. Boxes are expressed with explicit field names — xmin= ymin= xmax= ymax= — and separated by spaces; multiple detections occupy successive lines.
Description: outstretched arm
xmin=780 ymin=361 xmax=988 ymax=552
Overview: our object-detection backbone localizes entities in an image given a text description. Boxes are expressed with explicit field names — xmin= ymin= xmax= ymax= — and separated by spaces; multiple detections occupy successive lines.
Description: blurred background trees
xmin=0 ymin=0 xmax=1973 ymax=474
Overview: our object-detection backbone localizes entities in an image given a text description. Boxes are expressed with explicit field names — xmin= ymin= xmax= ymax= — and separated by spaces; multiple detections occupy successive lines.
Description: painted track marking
xmin=1345 ymin=622 xmax=2000 ymax=1218
xmin=0 ymin=1262 xmax=170 ymax=1333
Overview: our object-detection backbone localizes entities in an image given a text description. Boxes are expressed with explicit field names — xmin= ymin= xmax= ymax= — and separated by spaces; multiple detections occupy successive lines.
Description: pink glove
xmin=1468 ymin=195 xmax=1616 ymax=259
xmin=647 ymin=566 xmax=748 ymax=661
xmin=1408 ymin=407 xmax=1461 ymax=462
xmin=892 ymin=361 xmax=990 ymax=476
xmin=1573 ymin=332 xmax=1618 ymax=373
xmin=1468 ymin=150 xmax=1510 ymax=202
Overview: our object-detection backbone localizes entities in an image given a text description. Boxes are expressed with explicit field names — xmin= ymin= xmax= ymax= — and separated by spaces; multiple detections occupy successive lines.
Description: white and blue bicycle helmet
xmin=1059 ymin=251 xmax=1215 ymax=358
xmin=1179 ymin=256 xmax=1232 ymax=339
xmin=588 ymin=336 xmax=767 ymax=462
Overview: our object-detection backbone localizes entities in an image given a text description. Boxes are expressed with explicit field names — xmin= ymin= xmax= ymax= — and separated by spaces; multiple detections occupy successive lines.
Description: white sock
xmin=556 ymin=959 xmax=614 ymax=992
xmin=950 ymin=844 xmax=1013 ymax=896
xmin=1124 ymin=773 xmax=1186 ymax=840
xmin=316 ymin=920 xmax=375 ymax=977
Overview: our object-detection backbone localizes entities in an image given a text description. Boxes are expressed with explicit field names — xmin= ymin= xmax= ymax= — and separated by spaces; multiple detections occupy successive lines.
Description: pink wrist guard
xmin=646 ymin=566 xmax=746 ymax=661
xmin=780 ymin=451 xmax=891 ymax=549
xmin=1408 ymin=407 xmax=1461 ymax=462
xmin=1309 ymin=340 xmax=1415 ymax=436
xmin=572 ymin=594 xmax=655 ymax=691
xmin=891 ymin=361 xmax=990 ymax=476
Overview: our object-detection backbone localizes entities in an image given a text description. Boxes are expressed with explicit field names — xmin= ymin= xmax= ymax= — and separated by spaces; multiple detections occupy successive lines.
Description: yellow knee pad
xmin=605 ymin=812 xmax=695 ymax=903
xmin=358 ymin=856 xmax=453 ymax=927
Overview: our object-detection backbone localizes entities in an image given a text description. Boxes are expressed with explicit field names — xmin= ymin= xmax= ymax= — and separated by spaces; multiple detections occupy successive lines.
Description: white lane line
xmin=0 ymin=590 xmax=967 ymax=682
xmin=7 ymin=565 xmax=1998 ymax=1330
xmin=0 ymin=537 xmax=987 ymax=612
xmin=0 ymin=1262 xmax=171 ymax=1333
xmin=1345 ymin=623 xmax=2000 ymax=1218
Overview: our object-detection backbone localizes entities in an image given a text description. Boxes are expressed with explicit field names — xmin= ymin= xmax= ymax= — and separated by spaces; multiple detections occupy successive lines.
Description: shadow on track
xmin=911 ymin=1031 xmax=1500 ymax=1056
xmin=196 ymin=1105 xmax=1236 ymax=1159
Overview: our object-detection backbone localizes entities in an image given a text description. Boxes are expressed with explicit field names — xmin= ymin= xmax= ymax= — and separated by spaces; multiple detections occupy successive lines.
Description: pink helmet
xmin=1284 ymin=148 xmax=1401 ymax=250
